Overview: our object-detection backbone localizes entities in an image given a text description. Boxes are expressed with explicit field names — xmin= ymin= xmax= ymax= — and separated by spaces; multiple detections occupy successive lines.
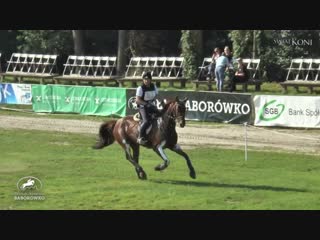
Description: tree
xmin=229 ymin=30 xmax=263 ymax=58
xmin=0 ymin=30 xmax=18 ymax=56
xmin=72 ymin=30 xmax=86 ymax=55
xmin=260 ymin=30 xmax=315 ymax=81
xmin=193 ymin=30 xmax=203 ymax=59
xmin=85 ymin=30 xmax=117 ymax=55
xmin=203 ymin=30 xmax=231 ymax=56
xmin=229 ymin=30 xmax=318 ymax=81
xmin=128 ymin=30 xmax=174 ymax=56
xmin=0 ymin=30 xmax=18 ymax=68
xmin=180 ymin=30 xmax=202 ymax=80
xmin=117 ymin=30 xmax=129 ymax=76
xmin=17 ymin=30 xmax=73 ymax=55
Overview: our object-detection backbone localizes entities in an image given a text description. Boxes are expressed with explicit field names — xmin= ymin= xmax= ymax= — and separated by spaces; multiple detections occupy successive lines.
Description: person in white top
xmin=207 ymin=47 xmax=221 ymax=80
xmin=135 ymin=72 xmax=159 ymax=145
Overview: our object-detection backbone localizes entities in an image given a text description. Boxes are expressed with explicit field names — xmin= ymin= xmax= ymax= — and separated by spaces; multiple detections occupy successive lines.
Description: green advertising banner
xmin=32 ymin=85 xmax=126 ymax=116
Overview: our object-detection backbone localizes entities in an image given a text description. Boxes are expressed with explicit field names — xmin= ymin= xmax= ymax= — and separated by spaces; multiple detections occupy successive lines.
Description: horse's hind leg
xmin=121 ymin=141 xmax=147 ymax=180
xmin=170 ymin=144 xmax=196 ymax=179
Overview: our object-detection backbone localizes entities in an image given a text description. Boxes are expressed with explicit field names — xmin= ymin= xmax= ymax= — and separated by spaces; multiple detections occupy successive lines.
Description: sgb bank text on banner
xmin=254 ymin=95 xmax=320 ymax=128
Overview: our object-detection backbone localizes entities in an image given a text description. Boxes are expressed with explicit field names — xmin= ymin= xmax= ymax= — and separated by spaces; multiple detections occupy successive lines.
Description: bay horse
xmin=92 ymin=96 xmax=196 ymax=180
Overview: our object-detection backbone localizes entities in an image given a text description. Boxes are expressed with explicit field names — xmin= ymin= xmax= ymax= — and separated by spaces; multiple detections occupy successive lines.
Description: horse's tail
xmin=92 ymin=120 xmax=117 ymax=149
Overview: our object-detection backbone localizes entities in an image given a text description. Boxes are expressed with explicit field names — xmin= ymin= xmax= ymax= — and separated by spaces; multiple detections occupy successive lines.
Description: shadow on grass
xmin=150 ymin=179 xmax=307 ymax=193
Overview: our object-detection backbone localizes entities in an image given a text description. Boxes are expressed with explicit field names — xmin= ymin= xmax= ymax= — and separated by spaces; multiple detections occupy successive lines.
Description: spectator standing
xmin=214 ymin=54 xmax=229 ymax=92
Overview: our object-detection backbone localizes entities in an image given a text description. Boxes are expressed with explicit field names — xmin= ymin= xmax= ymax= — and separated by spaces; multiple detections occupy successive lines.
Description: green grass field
xmin=1 ymin=128 xmax=320 ymax=210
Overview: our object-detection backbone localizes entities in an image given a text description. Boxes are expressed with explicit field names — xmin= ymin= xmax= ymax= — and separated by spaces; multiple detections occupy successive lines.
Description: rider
xmin=136 ymin=71 xmax=159 ymax=145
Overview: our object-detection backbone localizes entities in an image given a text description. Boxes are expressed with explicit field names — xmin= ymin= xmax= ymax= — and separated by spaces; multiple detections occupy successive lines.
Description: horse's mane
xmin=160 ymin=99 xmax=176 ymax=115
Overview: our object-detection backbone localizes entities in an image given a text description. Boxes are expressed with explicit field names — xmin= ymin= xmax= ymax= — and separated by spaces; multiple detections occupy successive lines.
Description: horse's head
xmin=163 ymin=96 xmax=188 ymax=128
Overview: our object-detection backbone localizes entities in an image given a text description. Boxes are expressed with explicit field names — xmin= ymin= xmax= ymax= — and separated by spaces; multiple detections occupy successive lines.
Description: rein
xmin=164 ymin=102 xmax=184 ymax=123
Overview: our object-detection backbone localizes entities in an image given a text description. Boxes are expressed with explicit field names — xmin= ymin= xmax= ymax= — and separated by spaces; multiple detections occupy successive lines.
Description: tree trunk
xmin=117 ymin=30 xmax=129 ymax=76
xmin=72 ymin=30 xmax=86 ymax=55
xmin=252 ymin=30 xmax=256 ymax=59
xmin=192 ymin=30 xmax=203 ymax=60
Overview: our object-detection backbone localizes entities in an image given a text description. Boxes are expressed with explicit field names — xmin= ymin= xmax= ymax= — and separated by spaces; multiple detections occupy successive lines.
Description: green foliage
xmin=229 ymin=30 xmax=320 ymax=82
xmin=128 ymin=30 xmax=174 ymax=56
xmin=86 ymin=30 xmax=118 ymax=55
xmin=229 ymin=30 xmax=263 ymax=57
xmin=260 ymin=30 xmax=306 ymax=81
xmin=1 ymin=29 xmax=318 ymax=83
xmin=229 ymin=30 xmax=252 ymax=57
xmin=0 ymin=30 xmax=18 ymax=57
xmin=17 ymin=30 xmax=73 ymax=55
xmin=180 ymin=30 xmax=201 ymax=80
xmin=203 ymin=30 xmax=231 ymax=55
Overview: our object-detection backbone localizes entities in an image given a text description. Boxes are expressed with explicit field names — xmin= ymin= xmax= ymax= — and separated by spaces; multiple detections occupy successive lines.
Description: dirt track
xmin=1 ymin=115 xmax=319 ymax=155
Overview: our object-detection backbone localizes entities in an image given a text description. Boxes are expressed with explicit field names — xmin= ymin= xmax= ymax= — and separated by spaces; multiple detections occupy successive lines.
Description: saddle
xmin=133 ymin=102 xmax=161 ymax=122
xmin=134 ymin=111 xmax=162 ymax=137
xmin=133 ymin=112 xmax=159 ymax=122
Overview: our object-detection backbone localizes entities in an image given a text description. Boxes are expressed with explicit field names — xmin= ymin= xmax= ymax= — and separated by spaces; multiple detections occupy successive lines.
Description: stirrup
xmin=133 ymin=113 xmax=141 ymax=121
xmin=137 ymin=137 xmax=148 ymax=145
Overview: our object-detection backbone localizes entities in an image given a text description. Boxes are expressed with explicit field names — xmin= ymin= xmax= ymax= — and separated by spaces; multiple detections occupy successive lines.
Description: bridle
xmin=167 ymin=101 xmax=185 ymax=122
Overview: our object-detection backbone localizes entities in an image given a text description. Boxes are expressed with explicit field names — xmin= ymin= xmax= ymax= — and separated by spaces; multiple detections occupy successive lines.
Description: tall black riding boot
xmin=137 ymin=122 xmax=148 ymax=145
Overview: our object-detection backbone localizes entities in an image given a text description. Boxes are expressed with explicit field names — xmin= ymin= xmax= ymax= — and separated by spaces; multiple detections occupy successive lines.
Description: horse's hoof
xmin=138 ymin=171 xmax=147 ymax=180
xmin=154 ymin=164 xmax=168 ymax=171
xmin=92 ymin=142 xmax=104 ymax=149
xmin=190 ymin=171 xmax=196 ymax=179
xmin=154 ymin=165 xmax=161 ymax=171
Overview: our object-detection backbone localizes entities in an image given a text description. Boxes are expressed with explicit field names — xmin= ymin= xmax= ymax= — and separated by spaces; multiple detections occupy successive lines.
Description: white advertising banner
xmin=0 ymin=83 xmax=32 ymax=105
xmin=254 ymin=95 xmax=320 ymax=128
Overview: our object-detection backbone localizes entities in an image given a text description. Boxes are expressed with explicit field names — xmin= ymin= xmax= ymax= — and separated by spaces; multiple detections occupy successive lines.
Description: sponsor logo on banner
xmin=0 ymin=83 xmax=32 ymax=104
xmin=126 ymin=89 xmax=252 ymax=123
xmin=258 ymin=99 xmax=285 ymax=121
xmin=254 ymin=95 xmax=320 ymax=128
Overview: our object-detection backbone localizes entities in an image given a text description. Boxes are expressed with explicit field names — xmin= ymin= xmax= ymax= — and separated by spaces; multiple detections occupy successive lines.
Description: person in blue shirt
xmin=214 ymin=55 xmax=229 ymax=91
xmin=222 ymin=46 xmax=235 ymax=81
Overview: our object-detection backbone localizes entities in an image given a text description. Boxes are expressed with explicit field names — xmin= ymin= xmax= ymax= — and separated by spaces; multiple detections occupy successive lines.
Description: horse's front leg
xmin=131 ymin=144 xmax=146 ymax=179
xmin=154 ymin=140 xmax=170 ymax=171
xmin=170 ymin=144 xmax=196 ymax=179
